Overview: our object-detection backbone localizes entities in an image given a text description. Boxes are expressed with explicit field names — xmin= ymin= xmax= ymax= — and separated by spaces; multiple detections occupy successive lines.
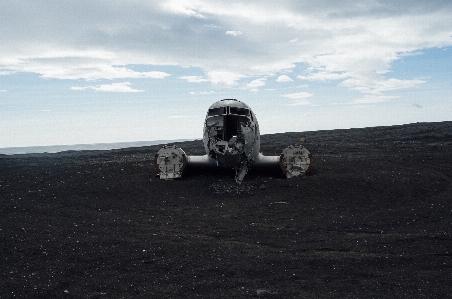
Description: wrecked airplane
xmin=154 ymin=99 xmax=312 ymax=184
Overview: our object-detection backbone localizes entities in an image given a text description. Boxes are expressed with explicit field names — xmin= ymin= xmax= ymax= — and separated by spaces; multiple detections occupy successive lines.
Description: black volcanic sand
xmin=1 ymin=122 xmax=452 ymax=298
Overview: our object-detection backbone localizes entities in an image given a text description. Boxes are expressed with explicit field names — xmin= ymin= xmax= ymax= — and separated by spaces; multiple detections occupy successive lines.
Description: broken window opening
xmin=224 ymin=115 xmax=238 ymax=141
xmin=224 ymin=115 xmax=249 ymax=141
xmin=229 ymin=107 xmax=249 ymax=116
xmin=208 ymin=107 xmax=226 ymax=116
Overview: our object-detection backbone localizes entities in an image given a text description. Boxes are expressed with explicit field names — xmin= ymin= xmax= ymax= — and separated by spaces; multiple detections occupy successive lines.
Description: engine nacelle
xmin=280 ymin=145 xmax=313 ymax=178
xmin=154 ymin=145 xmax=187 ymax=180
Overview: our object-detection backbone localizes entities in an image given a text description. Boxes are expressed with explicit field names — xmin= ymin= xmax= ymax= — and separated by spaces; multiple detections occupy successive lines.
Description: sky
xmin=1 ymin=0 xmax=452 ymax=148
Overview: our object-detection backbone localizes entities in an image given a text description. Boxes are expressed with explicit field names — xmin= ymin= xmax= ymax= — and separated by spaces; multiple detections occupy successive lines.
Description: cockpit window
xmin=229 ymin=107 xmax=249 ymax=116
xmin=208 ymin=107 xmax=226 ymax=116
xmin=208 ymin=106 xmax=252 ymax=118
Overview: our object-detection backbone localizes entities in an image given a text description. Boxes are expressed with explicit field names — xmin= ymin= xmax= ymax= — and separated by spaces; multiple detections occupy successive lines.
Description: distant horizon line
xmin=1 ymin=120 xmax=450 ymax=155
xmin=0 ymin=139 xmax=198 ymax=155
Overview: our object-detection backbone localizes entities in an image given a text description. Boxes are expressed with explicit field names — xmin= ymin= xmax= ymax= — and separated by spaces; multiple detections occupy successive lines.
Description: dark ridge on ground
xmin=1 ymin=121 xmax=451 ymax=298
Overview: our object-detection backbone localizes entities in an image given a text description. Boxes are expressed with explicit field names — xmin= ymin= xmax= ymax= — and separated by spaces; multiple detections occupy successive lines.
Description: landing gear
xmin=235 ymin=162 xmax=249 ymax=185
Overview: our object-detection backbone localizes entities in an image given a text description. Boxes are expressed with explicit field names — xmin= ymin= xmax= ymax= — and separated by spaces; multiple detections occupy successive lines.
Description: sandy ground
xmin=1 ymin=121 xmax=452 ymax=298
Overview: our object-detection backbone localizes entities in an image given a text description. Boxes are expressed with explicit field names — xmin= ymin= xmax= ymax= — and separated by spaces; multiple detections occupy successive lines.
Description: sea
xmin=0 ymin=140 xmax=195 ymax=155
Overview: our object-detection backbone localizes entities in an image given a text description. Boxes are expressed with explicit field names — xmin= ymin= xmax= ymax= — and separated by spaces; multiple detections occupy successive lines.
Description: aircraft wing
xmin=154 ymin=145 xmax=216 ymax=180
xmin=254 ymin=145 xmax=313 ymax=178
xmin=154 ymin=144 xmax=312 ymax=180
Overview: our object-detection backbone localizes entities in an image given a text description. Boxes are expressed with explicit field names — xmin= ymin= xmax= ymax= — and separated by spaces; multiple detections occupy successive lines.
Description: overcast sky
xmin=1 ymin=0 xmax=451 ymax=147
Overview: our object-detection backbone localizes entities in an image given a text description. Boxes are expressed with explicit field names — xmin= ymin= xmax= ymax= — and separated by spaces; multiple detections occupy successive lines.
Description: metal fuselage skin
xmin=203 ymin=99 xmax=260 ymax=170
xmin=154 ymin=98 xmax=312 ymax=183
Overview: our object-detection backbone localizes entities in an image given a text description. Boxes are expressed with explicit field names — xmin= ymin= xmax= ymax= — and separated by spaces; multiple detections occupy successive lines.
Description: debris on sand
xmin=210 ymin=180 xmax=257 ymax=195
xmin=256 ymin=289 xmax=279 ymax=297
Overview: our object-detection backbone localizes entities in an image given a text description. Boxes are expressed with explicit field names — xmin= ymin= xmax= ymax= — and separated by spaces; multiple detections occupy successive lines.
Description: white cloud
xmin=189 ymin=91 xmax=215 ymax=95
xmin=0 ymin=1 xmax=451 ymax=95
xmin=179 ymin=76 xmax=209 ymax=83
xmin=340 ymin=78 xmax=425 ymax=94
xmin=181 ymin=71 xmax=245 ymax=86
xmin=282 ymin=92 xmax=314 ymax=100
xmin=71 ymin=82 xmax=144 ymax=93
xmin=168 ymin=115 xmax=191 ymax=119
xmin=1 ymin=51 xmax=171 ymax=81
xmin=245 ymin=78 xmax=266 ymax=91
xmin=347 ymin=95 xmax=398 ymax=105
xmin=208 ymin=71 xmax=245 ymax=86
xmin=276 ymin=75 xmax=293 ymax=82
xmin=297 ymin=71 xmax=349 ymax=82
xmin=205 ymin=24 xmax=221 ymax=29
xmin=161 ymin=1 xmax=207 ymax=19
xmin=287 ymin=99 xmax=312 ymax=106
xmin=226 ymin=30 xmax=243 ymax=36
xmin=282 ymin=92 xmax=314 ymax=106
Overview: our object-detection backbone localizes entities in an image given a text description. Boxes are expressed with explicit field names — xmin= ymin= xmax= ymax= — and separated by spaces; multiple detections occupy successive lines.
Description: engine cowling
xmin=154 ymin=145 xmax=187 ymax=180
xmin=279 ymin=145 xmax=313 ymax=178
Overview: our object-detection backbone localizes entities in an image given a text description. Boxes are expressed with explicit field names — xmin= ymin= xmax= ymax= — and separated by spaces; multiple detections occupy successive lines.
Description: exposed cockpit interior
xmin=206 ymin=106 xmax=251 ymax=142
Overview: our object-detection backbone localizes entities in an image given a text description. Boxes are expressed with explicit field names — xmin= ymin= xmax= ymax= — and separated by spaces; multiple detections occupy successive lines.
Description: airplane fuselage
xmin=154 ymin=99 xmax=312 ymax=183
xmin=203 ymin=99 xmax=260 ymax=171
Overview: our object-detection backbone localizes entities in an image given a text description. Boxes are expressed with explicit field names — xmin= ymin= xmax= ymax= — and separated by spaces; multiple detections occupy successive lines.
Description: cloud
xmin=226 ymin=30 xmax=243 ymax=36
xmin=0 ymin=0 xmax=451 ymax=95
xmin=282 ymin=92 xmax=314 ymax=106
xmin=161 ymin=1 xmax=207 ymax=19
xmin=1 ymin=51 xmax=171 ymax=80
xmin=340 ymin=77 xmax=425 ymax=94
xmin=205 ymin=24 xmax=221 ymax=29
xmin=297 ymin=71 xmax=349 ymax=82
xmin=245 ymin=78 xmax=266 ymax=91
xmin=179 ymin=76 xmax=209 ymax=83
xmin=71 ymin=82 xmax=144 ymax=93
xmin=189 ymin=91 xmax=215 ymax=95
xmin=167 ymin=115 xmax=190 ymax=119
xmin=347 ymin=95 xmax=398 ymax=105
xmin=286 ymin=99 xmax=312 ymax=106
xmin=180 ymin=71 xmax=245 ymax=86
xmin=282 ymin=92 xmax=314 ymax=100
xmin=207 ymin=71 xmax=245 ymax=86
xmin=276 ymin=75 xmax=293 ymax=82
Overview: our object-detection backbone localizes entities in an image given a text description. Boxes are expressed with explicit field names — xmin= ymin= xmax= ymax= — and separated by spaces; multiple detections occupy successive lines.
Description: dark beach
xmin=1 ymin=121 xmax=451 ymax=298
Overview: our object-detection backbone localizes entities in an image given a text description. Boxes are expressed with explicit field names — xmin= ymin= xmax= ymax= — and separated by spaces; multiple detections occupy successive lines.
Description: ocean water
xmin=0 ymin=140 xmax=195 ymax=155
